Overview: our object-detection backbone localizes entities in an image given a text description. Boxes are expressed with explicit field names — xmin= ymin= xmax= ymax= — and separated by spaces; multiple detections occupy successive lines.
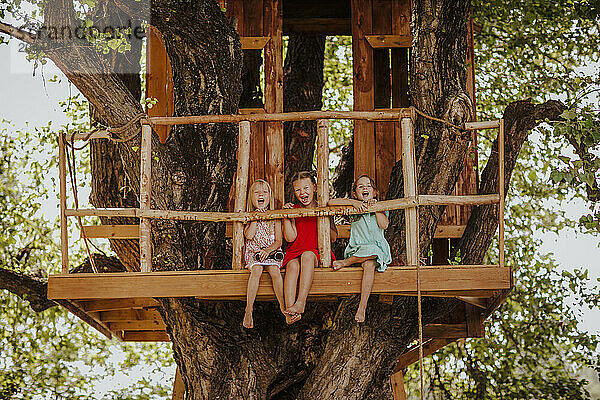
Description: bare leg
xmin=355 ymin=260 xmax=376 ymax=323
xmin=333 ymin=255 xmax=375 ymax=270
xmin=286 ymin=251 xmax=317 ymax=316
xmin=267 ymin=265 xmax=285 ymax=315
xmin=283 ymin=259 xmax=301 ymax=324
xmin=243 ymin=265 xmax=263 ymax=328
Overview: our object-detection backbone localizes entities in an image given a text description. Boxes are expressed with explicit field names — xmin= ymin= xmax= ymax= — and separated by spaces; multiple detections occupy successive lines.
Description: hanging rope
xmin=417 ymin=255 xmax=424 ymax=399
xmin=65 ymin=135 xmax=99 ymax=273
xmin=410 ymin=106 xmax=466 ymax=131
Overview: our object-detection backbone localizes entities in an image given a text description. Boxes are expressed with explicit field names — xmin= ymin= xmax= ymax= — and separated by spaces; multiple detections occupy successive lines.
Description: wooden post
xmin=139 ymin=124 xmax=153 ymax=273
xmin=498 ymin=119 xmax=505 ymax=268
xmin=172 ymin=366 xmax=185 ymax=400
xmin=58 ymin=132 xmax=69 ymax=274
xmin=390 ymin=370 xmax=407 ymax=400
xmin=233 ymin=121 xmax=251 ymax=270
xmin=401 ymin=116 xmax=423 ymax=397
xmin=316 ymin=120 xmax=331 ymax=268
xmin=401 ymin=117 xmax=419 ymax=266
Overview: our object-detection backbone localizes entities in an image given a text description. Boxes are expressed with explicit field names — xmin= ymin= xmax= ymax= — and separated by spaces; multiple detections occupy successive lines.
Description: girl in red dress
xmin=243 ymin=179 xmax=284 ymax=328
xmin=282 ymin=171 xmax=337 ymax=323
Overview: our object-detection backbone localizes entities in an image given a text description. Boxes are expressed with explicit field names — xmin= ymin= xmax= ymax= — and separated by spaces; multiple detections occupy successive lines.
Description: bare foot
xmin=332 ymin=260 xmax=345 ymax=271
xmin=355 ymin=309 xmax=366 ymax=323
xmin=243 ymin=311 xmax=254 ymax=328
xmin=285 ymin=313 xmax=301 ymax=324
xmin=285 ymin=302 xmax=305 ymax=316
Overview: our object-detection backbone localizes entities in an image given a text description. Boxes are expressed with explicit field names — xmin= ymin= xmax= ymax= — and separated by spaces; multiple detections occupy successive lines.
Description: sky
xmin=1 ymin=29 xmax=599 ymax=337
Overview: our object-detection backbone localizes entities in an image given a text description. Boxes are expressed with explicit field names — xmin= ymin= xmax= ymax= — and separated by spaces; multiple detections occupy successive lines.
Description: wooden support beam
xmin=232 ymin=121 xmax=252 ymax=269
xmin=366 ymin=34 xmax=412 ymax=48
xmin=139 ymin=124 xmax=153 ymax=272
xmin=107 ymin=320 xmax=167 ymax=331
xmin=47 ymin=265 xmax=511 ymax=300
xmin=401 ymin=117 xmax=419 ymax=266
xmin=100 ymin=309 xmax=162 ymax=322
xmin=58 ymin=132 xmax=69 ymax=274
xmin=122 ymin=330 xmax=170 ymax=342
xmin=465 ymin=304 xmax=485 ymax=338
xmin=172 ymin=366 xmax=185 ymax=400
xmin=390 ymin=370 xmax=407 ymax=400
xmin=457 ymin=296 xmax=487 ymax=309
xmin=240 ymin=36 xmax=270 ymax=49
xmin=78 ymin=298 xmax=160 ymax=312
xmin=422 ymin=323 xmax=468 ymax=338
xmin=499 ymin=119 xmax=505 ymax=268
xmin=393 ymin=338 xmax=457 ymax=372
xmin=316 ymin=120 xmax=332 ymax=267
xmin=81 ymin=225 xmax=139 ymax=239
xmin=55 ymin=299 xmax=112 ymax=339
xmin=239 ymin=108 xmax=266 ymax=114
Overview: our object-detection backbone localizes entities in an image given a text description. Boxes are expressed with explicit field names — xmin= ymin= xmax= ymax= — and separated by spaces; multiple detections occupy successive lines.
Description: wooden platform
xmin=48 ymin=265 xmax=511 ymax=342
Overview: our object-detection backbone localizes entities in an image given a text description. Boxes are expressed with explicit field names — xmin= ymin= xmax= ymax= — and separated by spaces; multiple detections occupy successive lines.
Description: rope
xmin=65 ymin=135 xmax=99 ymax=273
xmin=67 ymin=112 xmax=150 ymax=149
xmin=410 ymin=106 xmax=466 ymax=131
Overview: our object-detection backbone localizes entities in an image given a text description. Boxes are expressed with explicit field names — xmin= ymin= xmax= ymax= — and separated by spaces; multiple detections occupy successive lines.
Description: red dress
xmin=282 ymin=204 xmax=335 ymax=267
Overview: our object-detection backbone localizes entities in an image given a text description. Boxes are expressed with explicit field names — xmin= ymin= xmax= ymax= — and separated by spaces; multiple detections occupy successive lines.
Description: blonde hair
xmin=246 ymin=179 xmax=274 ymax=211
xmin=352 ymin=174 xmax=380 ymax=200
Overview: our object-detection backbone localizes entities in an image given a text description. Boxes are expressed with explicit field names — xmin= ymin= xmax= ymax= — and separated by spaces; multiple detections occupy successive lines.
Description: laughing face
xmin=293 ymin=177 xmax=316 ymax=207
xmin=252 ymin=183 xmax=271 ymax=210
xmin=354 ymin=176 xmax=375 ymax=202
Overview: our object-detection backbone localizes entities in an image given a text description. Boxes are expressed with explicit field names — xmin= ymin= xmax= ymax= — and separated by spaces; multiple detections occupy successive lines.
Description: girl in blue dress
xmin=329 ymin=174 xmax=392 ymax=322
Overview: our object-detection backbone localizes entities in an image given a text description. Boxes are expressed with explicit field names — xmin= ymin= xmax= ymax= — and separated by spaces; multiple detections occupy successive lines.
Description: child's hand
xmin=256 ymin=207 xmax=267 ymax=213
xmin=366 ymin=199 xmax=377 ymax=207
xmin=283 ymin=202 xmax=294 ymax=209
xmin=352 ymin=200 xmax=368 ymax=213
xmin=257 ymin=249 xmax=269 ymax=262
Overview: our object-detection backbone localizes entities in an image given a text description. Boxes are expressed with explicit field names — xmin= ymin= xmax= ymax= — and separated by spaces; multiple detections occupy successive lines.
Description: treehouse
xmin=47 ymin=0 xmax=511 ymax=398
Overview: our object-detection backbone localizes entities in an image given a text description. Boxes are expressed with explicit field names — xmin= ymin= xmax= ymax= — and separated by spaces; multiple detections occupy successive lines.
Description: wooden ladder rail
xmin=139 ymin=123 xmax=153 ymax=272
xmin=232 ymin=121 xmax=252 ymax=270
xmin=316 ymin=119 xmax=332 ymax=267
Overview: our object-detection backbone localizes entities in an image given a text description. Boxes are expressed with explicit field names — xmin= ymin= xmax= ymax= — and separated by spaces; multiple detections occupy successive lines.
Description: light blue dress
xmin=344 ymin=212 xmax=392 ymax=272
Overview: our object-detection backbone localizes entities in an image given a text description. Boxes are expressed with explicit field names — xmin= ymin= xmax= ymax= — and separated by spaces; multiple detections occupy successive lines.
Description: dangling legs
xmin=283 ymin=259 xmax=301 ymax=324
xmin=285 ymin=251 xmax=317 ymax=317
xmin=267 ymin=265 xmax=285 ymax=315
xmin=243 ymin=265 xmax=264 ymax=328
xmin=355 ymin=259 xmax=376 ymax=323
xmin=333 ymin=255 xmax=375 ymax=270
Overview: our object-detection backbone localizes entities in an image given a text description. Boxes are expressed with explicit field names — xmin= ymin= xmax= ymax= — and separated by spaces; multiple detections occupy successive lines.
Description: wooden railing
xmin=58 ymin=109 xmax=504 ymax=274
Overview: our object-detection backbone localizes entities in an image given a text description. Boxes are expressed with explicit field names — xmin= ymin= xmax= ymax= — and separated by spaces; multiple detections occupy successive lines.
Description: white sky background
xmin=0 ymin=30 xmax=598 ymax=347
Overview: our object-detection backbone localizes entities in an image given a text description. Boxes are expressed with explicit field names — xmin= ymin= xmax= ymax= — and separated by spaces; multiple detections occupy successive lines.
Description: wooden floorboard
xmin=48 ymin=265 xmax=511 ymax=300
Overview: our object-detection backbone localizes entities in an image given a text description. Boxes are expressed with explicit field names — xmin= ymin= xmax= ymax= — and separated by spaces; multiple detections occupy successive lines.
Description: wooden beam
xmin=365 ymin=34 xmax=412 ymax=48
xmin=55 ymin=299 xmax=112 ymax=339
xmin=99 ymin=309 xmax=162 ymax=322
xmin=316 ymin=120 xmax=332 ymax=267
xmin=393 ymin=338 xmax=457 ymax=372
xmin=108 ymin=320 xmax=167 ymax=331
xmin=122 ymin=330 xmax=170 ymax=342
xmin=434 ymin=225 xmax=466 ymax=239
xmin=172 ymin=366 xmax=185 ymax=400
xmin=401 ymin=117 xmax=419 ymax=266
xmin=78 ymin=298 xmax=160 ymax=312
xmin=58 ymin=132 xmax=68 ymax=273
xmin=139 ymin=124 xmax=153 ymax=272
xmin=233 ymin=121 xmax=251 ymax=269
xmin=390 ymin=370 xmax=407 ymax=400
xmin=465 ymin=304 xmax=485 ymax=338
xmin=239 ymin=108 xmax=266 ymax=114
xmin=81 ymin=225 xmax=139 ymax=239
xmin=457 ymin=296 xmax=487 ymax=309
xmin=499 ymin=119 xmax=505 ymax=268
xmin=423 ymin=323 xmax=468 ymax=338
xmin=240 ymin=36 xmax=270 ymax=49
xmin=47 ymin=265 xmax=511 ymax=300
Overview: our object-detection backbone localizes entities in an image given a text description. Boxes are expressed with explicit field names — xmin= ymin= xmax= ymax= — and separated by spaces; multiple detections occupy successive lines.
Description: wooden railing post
xmin=401 ymin=117 xmax=419 ymax=266
xmin=316 ymin=119 xmax=332 ymax=268
xmin=58 ymin=132 xmax=69 ymax=273
xmin=139 ymin=123 xmax=153 ymax=272
xmin=233 ymin=121 xmax=251 ymax=270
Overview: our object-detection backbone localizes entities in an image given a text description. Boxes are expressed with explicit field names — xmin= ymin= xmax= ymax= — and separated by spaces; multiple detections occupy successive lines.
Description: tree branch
xmin=0 ymin=267 xmax=54 ymax=312
xmin=0 ymin=21 xmax=35 ymax=43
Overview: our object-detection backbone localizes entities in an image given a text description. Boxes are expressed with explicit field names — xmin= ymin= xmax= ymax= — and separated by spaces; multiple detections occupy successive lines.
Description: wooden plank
xmin=240 ymin=36 xmax=270 ymax=49
xmin=499 ymin=119 xmax=505 ymax=268
xmin=226 ymin=0 xmax=244 ymax=34
xmin=375 ymin=122 xmax=396 ymax=196
xmin=352 ymin=0 xmax=375 ymax=179
xmin=65 ymin=208 xmax=138 ymax=217
xmin=465 ymin=304 xmax=484 ymax=337
xmin=81 ymin=225 xmax=139 ymax=239
xmin=464 ymin=120 xmax=500 ymax=130
xmin=423 ymin=324 xmax=467 ymax=339
xmin=139 ymin=124 xmax=153 ymax=272
xmin=366 ymin=35 xmax=412 ymax=48
xmin=47 ymin=265 xmax=511 ymax=300
xmin=146 ymin=26 xmax=171 ymax=143
xmin=317 ymin=120 xmax=332 ymax=267
xmin=78 ymin=298 xmax=160 ymax=312
xmin=264 ymin=0 xmax=284 ymax=206
xmin=434 ymin=225 xmax=466 ymax=239
xmin=249 ymin=121 xmax=265 ymax=184
xmin=401 ymin=117 xmax=418 ymax=265
xmin=233 ymin=121 xmax=252 ymax=269
xmin=393 ymin=338 xmax=456 ymax=372
xmin=239 ymin=108 xmax=266 ymax=114
xmin=458 ymin=296 xmax=488 ymax=309
xmin=59 ymin=132 xmax=68 ymax=273
xmin=108 ymin=320 xmax=167 ymax=331
xmin=99 ymin=309 xmax=162 ymax=322
xmin=122 ymin=331 xmax=170 ymax=342
xmin=172 ymin=366 xmax=185 ymax=400
xmin=390 ymin=370 xmax=407 ymax=400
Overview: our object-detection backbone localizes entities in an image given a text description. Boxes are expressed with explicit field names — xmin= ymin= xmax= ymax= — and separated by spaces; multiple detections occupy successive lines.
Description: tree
xmin=0 ymin=0 xmax=597 ymax=399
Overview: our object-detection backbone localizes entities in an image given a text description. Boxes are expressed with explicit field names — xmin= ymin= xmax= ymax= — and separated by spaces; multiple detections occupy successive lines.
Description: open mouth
xmin=299 ymin=194 xmax=309 ymax=203
xmin=257 ymin=197 xmax=266 ymax=207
